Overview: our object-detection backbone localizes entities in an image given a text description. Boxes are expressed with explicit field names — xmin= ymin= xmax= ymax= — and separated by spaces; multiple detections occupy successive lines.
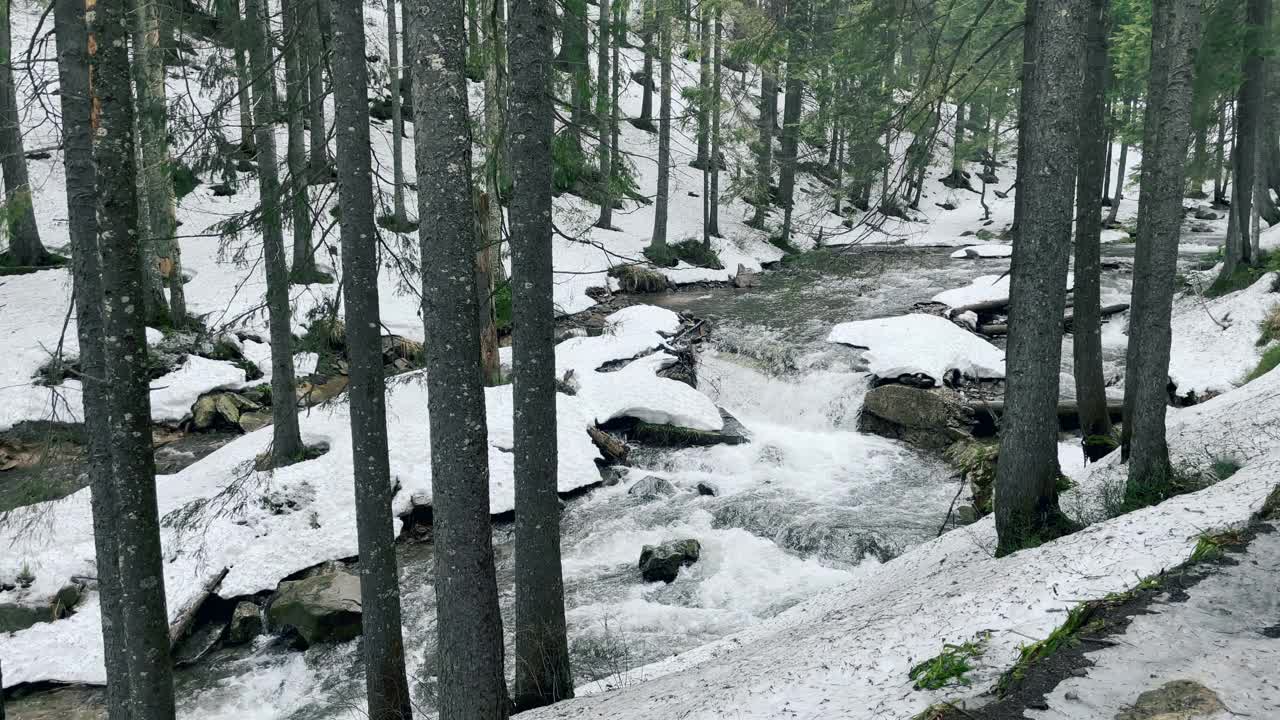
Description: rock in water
xmin=267 ymin=568 xmax=362 ymax=647
xmin=733 ymin=264 xmax=759 ymax=288
xmin=639 ymin=539 xmax=702 ymax=583
xmin=628 ymin=475 xmax=677 ymax=499
xmin=696 ymin=481 xmax=719 ymax=496
xmin=859 ymin=384 xmax=975 ymax=450
xmin=227 ymin=601 xmax=264 ymax=645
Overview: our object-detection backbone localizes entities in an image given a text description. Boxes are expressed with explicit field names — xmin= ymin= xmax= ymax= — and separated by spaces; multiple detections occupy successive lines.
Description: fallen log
xmin=169 ymin=566 xmax=229 ymax=646
xmin=973 ymin=399 xmax=1124 ymax=433
xmin=979 ymin=303 xmax=1128 ymax=337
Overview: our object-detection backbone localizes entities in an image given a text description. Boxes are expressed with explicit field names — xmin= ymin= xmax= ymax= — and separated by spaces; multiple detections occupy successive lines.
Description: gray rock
xmin=858 ymin=384 xmax=975 ymax=450
xmin=1193 ymin=207 xmax=1220 ymax=221
xmin=732 ymin=264 xmax=759 ymax=289
xmin=267 ymin=567 xmax=362 ymax=647
xmin=628 ymin=475 xmax=677 ymax=499
xmin=174 ymin=619 xmax=227 ymax=666
xmin=1116 ymin=679 xmax=1224 ymax=720
xmin=52 ymin=583 xmax=82 ymax=618
xmin=189 ymin=391 xmax=262 ymax=433
xmin=227 ymin=601 xmax=263 ymax=645
xmin=696 ymin=481 xmax=719 ymax=497
xmin=639 ymin=539 xmax=702 ymax=583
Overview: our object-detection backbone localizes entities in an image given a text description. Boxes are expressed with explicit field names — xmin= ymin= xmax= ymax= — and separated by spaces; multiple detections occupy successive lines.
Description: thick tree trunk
xmin=649 ymin=6 xmax=672 ymax=251
xmin=330 ymin=2 xmax=413 ymax=716
xmin=54 ymin=0 xmax=130 ymax=713
xmin=993 ymin=0 xmax=1086 ymax=556
xmin=510 ymin=0 xmax=573 ymax=709
xmin=412 ymin=0 xmax=510 ymax=714
xmin=89 ymin=0 xmax=178 ymax=713
xmin=709 ymin=7 xmax=722 ymax=237
xmin=1122 ymin=0 xmax=1201 ymax=495
xmin=595 ymin=0 xmax=614 ymax=228
xmin=246 ymin=0 xmax=305 ymax=466
xmin=1073 ymin=0 xmax=1114 ymax=450
xmin=0 ymin=0 xmax=46 ymax=267
xmin=283 ymin=0 xmax=317 ymax=282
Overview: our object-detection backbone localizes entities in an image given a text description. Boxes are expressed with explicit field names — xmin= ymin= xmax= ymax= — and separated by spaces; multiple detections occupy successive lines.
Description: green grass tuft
xmin=1206 ymin=250 xmax=1280 ymax=297
xmin=1245 ymin=345 xmax=1280 ymax=384
xmin=909 ymin=637 xmax=987 ymax=690
xmin=671 ymin=239 xmax=723 ymax=269
xmin=642 ymin=242 xmax=680 ymax=268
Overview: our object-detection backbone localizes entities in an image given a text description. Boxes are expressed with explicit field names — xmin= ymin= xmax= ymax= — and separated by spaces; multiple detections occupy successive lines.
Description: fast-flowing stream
xmin=8 ymin=243 xmax=1208 ymax=719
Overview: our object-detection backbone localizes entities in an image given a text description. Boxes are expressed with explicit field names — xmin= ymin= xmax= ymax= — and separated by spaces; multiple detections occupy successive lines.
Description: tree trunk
xmin=558 ymin=0 xmax=589 ymax=147
xmin=510 ymin=0 xmax=574 ymax=709
xmin=1106 ymin=99 xmax=1130 ymax=226
xmin=388 ymin=0 xmax=407 ymax=224
xmin=709 ymin=7 xmax=722 ymax=237
xmin=1219 ymin=0 xmax=1268 ymax=279
xmin=89 ymin=0 xmax=178 ymax=712
xmin=695 ymin=4 xmax=710 ymax=170
xmin=307 ymin=0 xmax=333 ymax=179
xmin=482 ymin=0 xmax=509 ymax=287
xmin=330 ymin=1 xmax=414 ymax=716
xmin=246 ymin=0 xmax=305 ymax=466
xmin=232 ymin=0 xmax=255 ymax=153
xmin=639 ymin=0 xmax=654 ymax=124
xmin=412 ymin=0 xmax=511 ymax=714
xmin=993 ymin=0 xmax=1087 ymax=556
xmin=54 ymin=0 xmax=131 ymax=713
xmin=777 ymin=0 xmax=806 ymax=246
xmin=1121 ymin=0 xmax=1201 ymax=495
xmin=0 ymin=0 xmax=46 ymax=267
xmin=283 ymin=0 xmax=317 ymax=282
xmin=1102 ymin=99 xmax=1114 ymax=196
xmin=649 ymin=5 xmax=672 ymax=252
xmin=1073 ymin=0 xmax=1113 ymax=450
xmin=749 ymin=69 xmax=777 ymax=227
xmin=952 ymin=102 xmax=966 ymax=172
xmin=595 ymin=0 xmax=614 ymax=228
xmin=1213 ymin=95 xmax=1228 ymax=204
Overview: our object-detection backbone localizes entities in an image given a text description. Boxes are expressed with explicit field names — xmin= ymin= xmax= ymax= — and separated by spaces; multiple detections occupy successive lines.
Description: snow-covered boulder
xmin=267 ymin=567 xmax=362 ymax=647
xmin=949 ymin=244 xmax=1013 ymax=259
xmin=932 ymin=272 xmax=1074 ymax=309
xmin=826 ymin=313 xmax=1005 ymax=384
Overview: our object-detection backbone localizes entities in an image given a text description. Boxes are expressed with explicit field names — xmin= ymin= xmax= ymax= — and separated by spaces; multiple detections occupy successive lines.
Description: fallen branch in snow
xmin=979 ymin=303 xmax=1128 ymax=336
xmin=168 ymin=566 xmax=229 ymax=646
xmin=976 ymin=399 xmax=1124 ymax=431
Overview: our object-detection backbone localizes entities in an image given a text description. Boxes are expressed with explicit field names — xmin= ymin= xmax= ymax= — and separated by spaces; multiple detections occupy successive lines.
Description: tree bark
xmin=55 ymin=0 xmax=131 ymax=713
xmin=1072 ymin=0 xmax=1113 ymax=447
xmin=708 ymin=7 xmax=722 ymax=237
xmin=1218 ymin=0 xmax=1268 ymax=279
xmin=749 ymin=23 xmax=777 ymax=229
xmin=777 ymin=0 xmax=806 ymax=246
xmin=232 ymin=0 xmax=255 ymax=153
xmin=1122 ymin=0 xmax=1201 ymax=494
xmin=695 ymin=4 xmax=710 ymax=170
xmin=283 ymin=0 xmax=317 ymax=282
xmin=412 ymin=0 xmax=510 ymax=714
xmin=595 ymin=0 xmax=614 ymax=228
xmin=330 ymin=1 xmax=414 ymax=716
xmin=307 ymin=0 xmax=333 ymax=179
xmin=246 ymin=0 xmax=305 ymax=465
xmin=509 ymin=0 xmax=574 ymax=709
xmin=0 ymin=0 xmax=46 ymax=266
xmin=1213 ymin=95 xmax=1228 ymax=205
xmin=89 ymin=0 xmax=178 ymax=712
xmin=649 ymin=4 xmax=672 ymax=251
xmin=994 ymin=0 xmax=1087 ymax=556
xmin=387 ymin=0 xmax=407 ymax=224
xmin=639 ymin=0 xmax=655 ymax=124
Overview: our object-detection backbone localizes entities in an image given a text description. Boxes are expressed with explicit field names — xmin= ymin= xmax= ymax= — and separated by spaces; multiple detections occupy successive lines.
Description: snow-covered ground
xmin=826 ymin=313 xmax=1005 ymax=382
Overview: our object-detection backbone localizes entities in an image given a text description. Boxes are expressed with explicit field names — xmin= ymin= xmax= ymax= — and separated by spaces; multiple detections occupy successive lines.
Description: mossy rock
xmin=267 ymin=568 xmax=362 ymax=647
xmin=608 ymin=264 xmax=669 ymax=293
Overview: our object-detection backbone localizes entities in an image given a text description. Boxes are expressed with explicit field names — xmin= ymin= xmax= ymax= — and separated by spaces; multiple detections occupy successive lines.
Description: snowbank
xmin=949 ymin=244 xmax=1012 ymax=259
xmin=932 ymin=272 xmax=1075 ymax=309
xmin=826 ymin=313 xmax=1005 ymax=382
xmin=1167 ymin=272 xmax=1278 ymax=398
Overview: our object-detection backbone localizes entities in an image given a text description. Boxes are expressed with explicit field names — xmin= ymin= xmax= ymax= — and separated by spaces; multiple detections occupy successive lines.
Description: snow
xmin=148 ymin=355 xmax=248 ymax=423
xmin=932 ymin=271 xmax=1075 ymax=309
xmin=949 ymin=243 xmax=1012 ymax=259
xmin=826 ymin=313 xmax=1005 ymax=382
xmin=1166 ymin=272 xmax=1278 ymax=398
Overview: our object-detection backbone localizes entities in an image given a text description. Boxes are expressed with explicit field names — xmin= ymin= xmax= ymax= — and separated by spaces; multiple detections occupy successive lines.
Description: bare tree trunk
xmin=595 ymin=0 xmax=614 ymax=228
xmin=0 ymin=0 xmax=46 ymax=267
xmin=387 ymin=0 xmax=407 ymax=224
xmin=509 ymin=0 xmax=574 ymax=709
xmin=777 ymin=0 xmax=806 ymax=246
xmin=307 ymin=0 xmax=333 ymax=180
xmin=233 ymin=0 xmax=255 ymax=153
xmin=482 ymin=0 xmax=509 ymax=284
xmin=1218 ymin=0 xmax=1268 ymax=280
xmin=89 ymin=0 xmax=177 ymax=712
xmin=283 ymin=0 xmax=317 ymax=282
xmin=748 ymin=44 xmax=777 ymax=228
xmin=1122 ymin=0 xmax=1201 ymax=495
xmin=1073 ymin=0 xmax=1113 ymax=456
xmin=246 ymin=0 xmax=305 ymax=465
xmin=649 ymin=4 xmax=672 ymax=253
xmin=54 ymin=0 xmax=131 ymax=712
xmin=694 ymin=3 xmax=709 ymax=170
xmin=330 ymin=2 xmax=414 ymax=716
xmin=993 ymin=0 xmax=1086 ymax=556
xmin=709 ymin=7 xmax=722 ymax=237
xmin=638 ymin=0 xmax=655 ymax=126
xmin=412 ymin=0 xmax=510 ymax=714
xmin=1106 ymin=98 xmax=1131 ymax=226
xmin=1213 ymin=95 xmax=1228 ymax=204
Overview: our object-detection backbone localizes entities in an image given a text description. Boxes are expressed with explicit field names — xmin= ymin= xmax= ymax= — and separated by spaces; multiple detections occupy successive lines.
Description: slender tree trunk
xmin=1073 ymin=0 xmax=1113 ymax=454
xmin=709 ymin=7 xmax=722 ymax=237
xmin=595 ymin=0 xmax=614 ymax=228
xmin=510 ymin=0 xmax=574 ymax=709
xmin=412 ymin=0 xmax=510 ymax=714
xmin=558 ymin=0 xmax=589 ymax=147
xmin=1106 ymin=99 xmax=1130 ymax=226
xmin=1219 ymin=0 xmax=1268 ymax=279
xmin=749 ymin=42 xmax=777 ymax=229
xmin=777 ymin=0 xmax=806 ymax=246
xmin=952 ymin=103 xmax=966 ymax=172
xmin=330 ymin=2 xmax=414 ymax=716
xmin=283 ymin=0 xmax=317 ymax=282
xmin=1122 ymin=0 xmax=1201 ymax=494
xmin=695 ymin=4 xmax=710 ymax=169
xmin=233 ymin=0 xmax=255 ymax=153
xmin=307 ymin=0 xmax=333 ymax=179
xmin=0 ymin=0 xmax=46 ymax=267
xmin=638 ymin=0 xmax=655 ymax=125
xmin=387 ymin=0 xmax=407 ymax=224
xmin=649 ymin=3 xmax=672 ymax=252
xmin=246 ymin=0 xmax=305 ymax=465
xmin=482 ymin=0 xmax=509 ymax=287
xmin=1102 ymin=99 xmax=1114 ymax=196
xmin=89 ymin=0 xmax=177 ymax=713
xmin=54 ymin=0 xmax=130 ymax=713
xmin=1213 ymin=96 xmax=1228 ymax=204
xmin=994 ymin=0 xmax=1087 ymax=556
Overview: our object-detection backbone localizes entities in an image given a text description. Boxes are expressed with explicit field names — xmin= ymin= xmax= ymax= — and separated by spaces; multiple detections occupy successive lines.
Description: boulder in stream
xmin=227 ymin=601 xmax=263 ymax=645
xmin=858 ymin=384 xmax=976 ymax=450
xmin=639 ymin=539 xmax=702 ymax=583
xmin=267 ymin=567 xmax=362 ymax=647
xmin=733 ymin=264 xmax=759 ymax=288
xmin=628 ymin=475 xmax=677 ymax=499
